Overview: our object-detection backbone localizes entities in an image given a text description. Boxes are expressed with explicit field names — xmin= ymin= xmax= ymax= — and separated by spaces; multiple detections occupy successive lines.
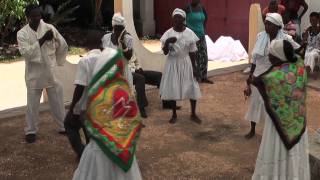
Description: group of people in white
xmin=16 ymin=0 xmax=319 ymax=179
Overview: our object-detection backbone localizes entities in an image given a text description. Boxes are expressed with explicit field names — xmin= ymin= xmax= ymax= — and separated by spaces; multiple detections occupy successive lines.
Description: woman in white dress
xmin=302 ymin=12 xmax=320 ymax=78
xmin=244 ymin=13 xmax=300 ymax=139
xmin=251 ymin=39 xmax=310 ymax=180
xmin=160 ymin=8 xmax=202 ymax=124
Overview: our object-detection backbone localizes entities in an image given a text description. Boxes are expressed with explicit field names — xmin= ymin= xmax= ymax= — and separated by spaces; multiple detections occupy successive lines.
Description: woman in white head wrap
xmin=160 ymin=8 xmax=202 ymax=124
xmin=101 ymin=12 xmax=134 ymax=100
xmin=243 ymin=13 xmax=301 ymax=139
xmin=251 ymin=39 xmax=310 ymax=180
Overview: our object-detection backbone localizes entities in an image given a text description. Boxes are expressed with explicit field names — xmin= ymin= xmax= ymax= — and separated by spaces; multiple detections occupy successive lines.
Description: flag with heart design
xmin=85 ymin=51 xmax=142 ymax=172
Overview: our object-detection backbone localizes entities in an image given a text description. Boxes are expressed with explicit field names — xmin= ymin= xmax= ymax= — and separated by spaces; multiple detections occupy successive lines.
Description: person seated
xmin=262 ymin=0 xmax=286 ymax=20
xmin=102 ymin=13 xmax=179 ymax=118
xmin=39 ymin=0 xmax=55 ymax=22
xmin=302 ymin=12 xmax=320 ymax=78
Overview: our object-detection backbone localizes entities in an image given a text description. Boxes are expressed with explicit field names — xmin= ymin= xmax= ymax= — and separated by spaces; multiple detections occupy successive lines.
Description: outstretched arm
xmin=299 ymin=1 xmax=308 ymax=20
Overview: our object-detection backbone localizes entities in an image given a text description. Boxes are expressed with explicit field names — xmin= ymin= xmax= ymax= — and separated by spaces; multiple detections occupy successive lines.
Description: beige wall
xmin=248 ymin=4 xmax=264 ymax=63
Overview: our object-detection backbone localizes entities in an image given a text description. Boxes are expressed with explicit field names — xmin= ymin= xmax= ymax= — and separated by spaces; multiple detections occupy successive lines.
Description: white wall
xmin=122 ymin=0 xmax=166 ymax=72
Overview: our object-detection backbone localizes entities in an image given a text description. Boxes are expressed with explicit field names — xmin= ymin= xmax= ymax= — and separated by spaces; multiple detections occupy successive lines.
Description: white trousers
xmin=25 ymin=84 xmax=65 ymax=135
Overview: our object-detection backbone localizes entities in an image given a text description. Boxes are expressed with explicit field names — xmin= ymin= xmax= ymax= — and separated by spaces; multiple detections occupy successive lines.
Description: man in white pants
xmin=17 ymin=4 xmax=68 ymax=143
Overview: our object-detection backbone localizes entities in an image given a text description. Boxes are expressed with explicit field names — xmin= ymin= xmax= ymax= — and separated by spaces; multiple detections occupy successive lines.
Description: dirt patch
xmin=0 ymin=72 xmax=319 ymax=180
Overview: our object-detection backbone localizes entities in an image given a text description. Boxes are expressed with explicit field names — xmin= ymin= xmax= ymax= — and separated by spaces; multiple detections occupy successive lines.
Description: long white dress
xmin=252 ymin=114 xmax=310 ymax=180
xmin=159 ymin=27 xmax=201 ymax=100
xmin=72 ymin=48 xmax=142 ymax=180
xmin=304 ymin=31 xmax=320 ymax=72
xmin=72 ymin=141 xmax=142 ymax=180
xmin=245 ymin=31 xmax=300 ymax=123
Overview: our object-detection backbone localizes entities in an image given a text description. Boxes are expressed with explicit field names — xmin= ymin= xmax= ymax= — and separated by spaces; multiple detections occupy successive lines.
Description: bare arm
xmin=299 ymin=1 xmax=308 ymax=20
xmin=202 ymin=5 xmax=208 ymax=29
xmin=69 ymin=85 xmax=85 ymax=112
xmin=189 ymin=51 xmax=199 ymax=79
xmin=162 ymin=41 xmax=170 ymax=55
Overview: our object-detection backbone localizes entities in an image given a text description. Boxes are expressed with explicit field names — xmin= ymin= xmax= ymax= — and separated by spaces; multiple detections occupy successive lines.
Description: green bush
xmin=0 ymin=0 xmax=38 ymax=46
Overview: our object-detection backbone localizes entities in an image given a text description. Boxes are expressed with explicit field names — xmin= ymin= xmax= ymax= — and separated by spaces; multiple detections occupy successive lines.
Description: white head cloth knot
xmin=266 ymin=13 xmax=284 ymax=28
xmin=269 ymin=39 xmax=287 ymax=62
xmin=112 ymin=13 xmax=125 ymax=27
xmin=172 ymin=8 xmax=186 ymax=19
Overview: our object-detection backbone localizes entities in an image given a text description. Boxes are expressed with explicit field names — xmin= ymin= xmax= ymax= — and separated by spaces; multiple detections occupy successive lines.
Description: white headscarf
xmin=112 ymin=13 xmax=125 ymax=27
xmin=172 ymin=8 xmax=186 ymax=19
xmin=269 ymin=39 xmax=287 ymax=61
xmin=266 ymin=13 xmax=284 ymax=28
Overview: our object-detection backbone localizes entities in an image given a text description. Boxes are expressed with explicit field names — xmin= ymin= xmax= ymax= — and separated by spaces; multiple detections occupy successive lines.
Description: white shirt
xmin=101 ymin=33 xmax=133 ymax=51
xmin=73 ymin=49 xmax=102 ymax=114
xmin=17 ymin=20 xmax=68 ymax=89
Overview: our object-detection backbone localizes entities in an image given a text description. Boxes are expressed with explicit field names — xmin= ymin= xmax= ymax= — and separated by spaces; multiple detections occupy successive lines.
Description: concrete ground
xmin=0 ymin=72 xmax=319 ymax=180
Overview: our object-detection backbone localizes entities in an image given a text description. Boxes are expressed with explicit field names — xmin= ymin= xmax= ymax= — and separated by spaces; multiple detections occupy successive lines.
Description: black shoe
xmin=201 ymin=79 xmax=214 ymax=84
xmin=140 ymin=108 xmax=147 ymax=118
xmin=244 ymin=131 xmax=255 ymax=139
xmin=25 ymin=134 xmax=36 ymax=143
xmin=163 ymin=105 xmax=182 ymax=110
xmin=58 ymin=131 xmax=67 ymax=135
xmin=190 ymin=115 xmax=202 ymax=124
xmin=169 ymin=115 xmax=177 ymax=124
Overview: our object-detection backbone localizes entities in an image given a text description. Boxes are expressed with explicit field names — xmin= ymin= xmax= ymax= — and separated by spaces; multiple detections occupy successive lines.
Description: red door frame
xmin=154 ymin=0 xmax=269 ymax=49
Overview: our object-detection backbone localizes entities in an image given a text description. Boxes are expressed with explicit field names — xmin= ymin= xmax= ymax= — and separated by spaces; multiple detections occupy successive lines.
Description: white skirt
xmin=305 ymin=49 xmax=320 ymax=72
xmin=252 ymin=113 xmax=310 ymax=180
xmin=160 ymin=56 xmax=201 ymax=100
xmin=245 ymin=86 xmax=265 ymax=123
xmin=72 ymin=141 xmax=142 ymax=180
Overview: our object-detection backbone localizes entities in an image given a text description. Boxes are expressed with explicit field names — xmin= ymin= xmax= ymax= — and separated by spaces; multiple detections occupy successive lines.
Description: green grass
xmin=0 ymin=46 xmax=87 ymax=63
xmin=0 ymin=55 xmax=22 ymax=63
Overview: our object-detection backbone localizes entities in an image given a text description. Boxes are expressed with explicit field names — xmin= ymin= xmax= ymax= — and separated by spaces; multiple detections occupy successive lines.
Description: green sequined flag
xmin=254 ymin=58 xmax=307 ymax=150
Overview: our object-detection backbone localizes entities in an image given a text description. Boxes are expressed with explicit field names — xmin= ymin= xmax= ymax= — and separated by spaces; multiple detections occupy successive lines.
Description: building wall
xmin=301 ymin=0 xmax=320 ymax=31
xmin=154 ymin=0 xmax=269 ymax=49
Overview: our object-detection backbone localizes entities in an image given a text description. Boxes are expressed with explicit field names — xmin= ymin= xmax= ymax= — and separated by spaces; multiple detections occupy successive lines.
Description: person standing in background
xmin=262 ymin=0 xmax=286 ymax=20
xmin=280 ymin=0 xmax=308 ymax=37
xmin=185 ymin=0 xmax=213 ymax=84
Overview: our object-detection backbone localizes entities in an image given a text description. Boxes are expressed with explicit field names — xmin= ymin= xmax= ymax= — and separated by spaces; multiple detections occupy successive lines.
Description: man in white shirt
xmin=64 ymin=30 xmax=105 ymax=159
xmin=17 ymin=4 xmax=68 ymax=143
